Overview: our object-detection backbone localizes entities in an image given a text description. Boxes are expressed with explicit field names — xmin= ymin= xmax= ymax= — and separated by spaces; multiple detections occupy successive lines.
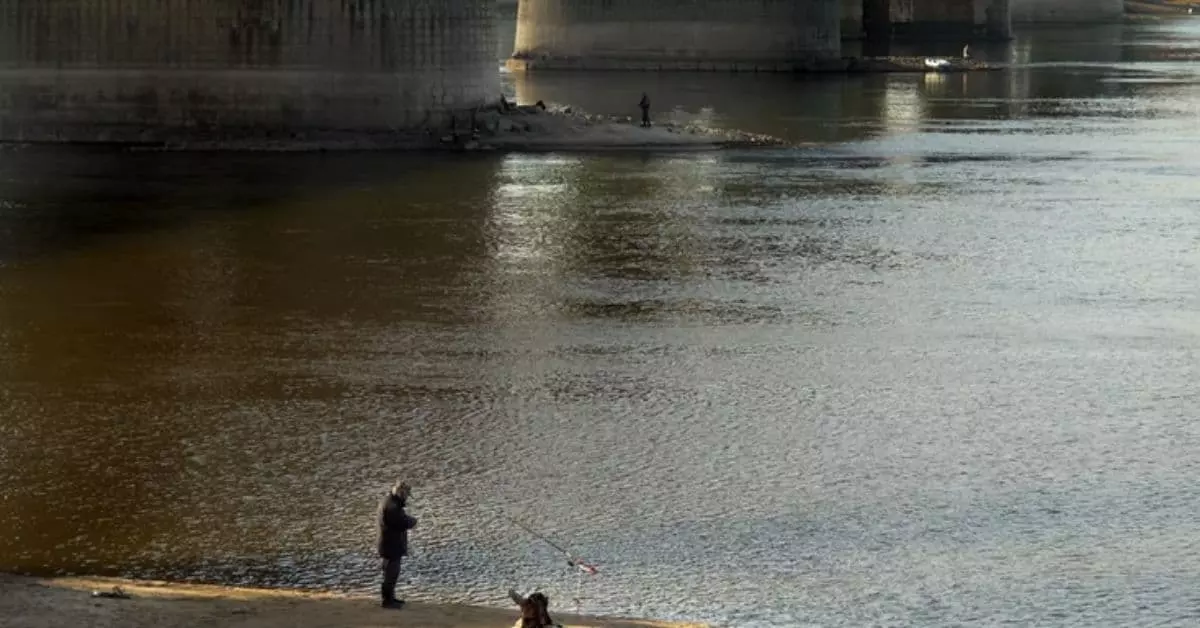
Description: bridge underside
xmin=509 ymin=0 xmax=842 ymax=72
xmin=843 ymin=0 xmax=1013 ymax=41
xmin=845 ymin=0 xmax=1125 ymax=40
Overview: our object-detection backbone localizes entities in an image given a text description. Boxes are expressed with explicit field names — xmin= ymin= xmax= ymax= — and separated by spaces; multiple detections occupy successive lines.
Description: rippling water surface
xmin=6 ymin=19 xmax=1200 ymax=628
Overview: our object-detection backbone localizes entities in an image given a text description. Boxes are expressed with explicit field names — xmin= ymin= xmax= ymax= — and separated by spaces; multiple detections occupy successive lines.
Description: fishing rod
xmin=502 ymin=514 xmax=599 ymax=575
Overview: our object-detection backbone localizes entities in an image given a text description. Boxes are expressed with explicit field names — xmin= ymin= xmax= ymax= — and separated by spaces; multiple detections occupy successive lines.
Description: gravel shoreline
xmin=0 ymin=574 xmax=708 ymax=628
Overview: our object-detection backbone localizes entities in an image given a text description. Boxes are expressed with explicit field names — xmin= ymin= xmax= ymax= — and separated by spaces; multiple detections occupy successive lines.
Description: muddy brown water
xmin=5 ymin=17 xmax=1200 ymax=628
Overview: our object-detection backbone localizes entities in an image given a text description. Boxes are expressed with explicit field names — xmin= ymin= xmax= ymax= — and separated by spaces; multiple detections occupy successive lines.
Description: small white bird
xmin=962 ymin=44 xmax=971 ymax=60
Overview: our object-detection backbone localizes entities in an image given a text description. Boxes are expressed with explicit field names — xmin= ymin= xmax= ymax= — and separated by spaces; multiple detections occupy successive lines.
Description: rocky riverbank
xmin=0 ymin=574 xmax=707 ymax=628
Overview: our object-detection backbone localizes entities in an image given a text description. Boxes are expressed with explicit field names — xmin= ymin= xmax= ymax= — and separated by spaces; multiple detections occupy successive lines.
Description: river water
xmin=5 ymin=18 xmax=1200 ymax=628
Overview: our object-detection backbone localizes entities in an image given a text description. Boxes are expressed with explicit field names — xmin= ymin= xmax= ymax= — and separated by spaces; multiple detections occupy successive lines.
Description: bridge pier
xmin=0 ymin=0 xmax=498 ymax=146
xmin=508 ymin=0 xmax=841 ymax=72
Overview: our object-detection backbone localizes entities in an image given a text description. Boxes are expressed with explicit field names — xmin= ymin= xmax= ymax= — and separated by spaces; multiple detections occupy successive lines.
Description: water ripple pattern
xmin=5 ymin=19 xmax=1200 ymax=628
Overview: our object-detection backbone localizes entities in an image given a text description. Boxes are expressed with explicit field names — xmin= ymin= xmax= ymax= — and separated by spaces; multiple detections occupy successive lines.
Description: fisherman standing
xmin=639 ymin=92 xmax=651 ymax=128
xmin=378 ymin=481 xmax=417 ymax=608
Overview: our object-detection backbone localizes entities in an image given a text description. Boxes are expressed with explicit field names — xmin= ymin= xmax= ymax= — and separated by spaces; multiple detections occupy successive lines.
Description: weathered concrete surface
xmin=886 ymin=0 xmax=1012 ymax=41
xmin=1011 ymin=0 xmax=1125 ymax=22
xmin=509 ymin=0 xmax=841 ymax=72
xmin=0 ymin=0 xmax=499 ymax=146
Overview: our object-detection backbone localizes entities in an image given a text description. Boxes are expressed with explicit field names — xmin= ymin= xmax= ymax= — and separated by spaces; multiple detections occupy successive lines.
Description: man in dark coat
xmin=378 ymin=481 xmax=418 ymax=608
xmin=639 ymin=92 xmax=651 ymax=128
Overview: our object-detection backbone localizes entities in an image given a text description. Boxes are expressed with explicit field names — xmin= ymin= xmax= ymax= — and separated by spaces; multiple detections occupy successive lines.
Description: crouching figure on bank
xmin=378 ymin=481 xmax=417 ymax=608
xmin=509 ymin=588 xmax=562 ymax=628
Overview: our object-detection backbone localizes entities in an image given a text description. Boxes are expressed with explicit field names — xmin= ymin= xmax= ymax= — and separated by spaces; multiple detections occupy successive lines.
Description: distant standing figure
xmin=378 ymin=481 xmax=417 ymax=608
xmin=639 ymin=92 xmax=651 ymax=128
xmin=962 ymin=44 xmax=971 ymax=60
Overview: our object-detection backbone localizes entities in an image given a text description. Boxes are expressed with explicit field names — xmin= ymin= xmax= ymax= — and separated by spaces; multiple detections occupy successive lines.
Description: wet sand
xmin=0 ymin=575 xmax=707 ymax=628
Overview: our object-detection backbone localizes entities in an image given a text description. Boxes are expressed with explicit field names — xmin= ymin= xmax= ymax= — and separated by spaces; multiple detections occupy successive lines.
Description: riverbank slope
xmin=0 ymin=575 xmax=707 ymax=628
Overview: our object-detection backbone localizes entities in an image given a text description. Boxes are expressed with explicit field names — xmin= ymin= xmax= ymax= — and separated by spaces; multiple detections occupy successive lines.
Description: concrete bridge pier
xmin=509 ymin=0 xmax=842 ymax=72
xmin=0 ymin=0 xmax=499 ymax=147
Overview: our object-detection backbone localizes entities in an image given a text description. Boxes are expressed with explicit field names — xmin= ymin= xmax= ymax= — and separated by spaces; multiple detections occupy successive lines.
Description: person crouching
xmin=509 ymin=589 xmax=562 ymax=628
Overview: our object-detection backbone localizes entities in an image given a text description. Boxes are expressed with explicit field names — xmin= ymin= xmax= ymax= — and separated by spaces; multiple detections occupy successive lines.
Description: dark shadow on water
xmin=0 ymin=149 xmax=471 ymax=264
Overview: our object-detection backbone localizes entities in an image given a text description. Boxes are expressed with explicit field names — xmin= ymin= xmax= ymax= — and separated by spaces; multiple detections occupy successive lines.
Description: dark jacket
xmin=378 ymin=493 xmax=416 ymax=559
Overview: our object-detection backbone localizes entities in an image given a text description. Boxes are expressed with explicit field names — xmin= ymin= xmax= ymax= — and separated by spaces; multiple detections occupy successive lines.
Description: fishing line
xmin=500 ymin=512 xmax=600 ymax=616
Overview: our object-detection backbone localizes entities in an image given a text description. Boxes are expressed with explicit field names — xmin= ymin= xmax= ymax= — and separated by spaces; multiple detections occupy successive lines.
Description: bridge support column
xmin=0 ymin=0 xmax=498 ymax=146
xmin=509 ymin=0 xmax=841 ymax=72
